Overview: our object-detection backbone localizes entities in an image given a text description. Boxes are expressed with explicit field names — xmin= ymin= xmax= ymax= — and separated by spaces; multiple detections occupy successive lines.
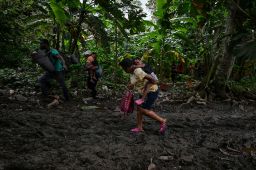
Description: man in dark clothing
xmin=37 ymin=39 xmax=69 ymax=101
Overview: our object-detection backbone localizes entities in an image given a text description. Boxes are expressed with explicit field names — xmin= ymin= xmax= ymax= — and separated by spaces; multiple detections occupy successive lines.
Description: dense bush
xmin=0 ymin=68 xmax=40 ymax=88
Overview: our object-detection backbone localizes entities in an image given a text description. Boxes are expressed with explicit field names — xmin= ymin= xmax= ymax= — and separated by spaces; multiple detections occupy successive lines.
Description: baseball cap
xmin=82 ymin=50 xmax=92 ymax=56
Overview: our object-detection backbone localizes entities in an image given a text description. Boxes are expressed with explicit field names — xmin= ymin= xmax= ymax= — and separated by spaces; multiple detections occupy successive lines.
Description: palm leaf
xmin=155 ymin=0 xmax=167 ymax=18
xmin=49 ymin=0 xmax=69 ymax=25
xmin=84 ymin=14 xmax=110 ymax=52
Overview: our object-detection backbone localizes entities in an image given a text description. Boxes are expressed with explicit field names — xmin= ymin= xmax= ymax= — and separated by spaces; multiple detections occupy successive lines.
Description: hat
xmin=82 ymin=50 xmax=92 ymax=56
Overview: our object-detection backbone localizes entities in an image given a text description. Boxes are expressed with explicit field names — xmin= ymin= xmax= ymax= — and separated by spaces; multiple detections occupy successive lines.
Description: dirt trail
xmin=0 ymin=96 xmax=256 ymax=170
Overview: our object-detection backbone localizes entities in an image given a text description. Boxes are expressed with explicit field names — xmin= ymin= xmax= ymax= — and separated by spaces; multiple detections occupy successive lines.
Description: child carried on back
xmin=132 ymin=58 xmax=158 ymax=105
xmin=86 ymin=52 xmax=99 ymax=83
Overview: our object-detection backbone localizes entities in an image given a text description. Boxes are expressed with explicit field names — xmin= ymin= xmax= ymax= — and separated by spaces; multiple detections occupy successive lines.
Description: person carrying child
xmin=119 ymin=58 xmax=167 ymax=134
xmin=132 ymin=58 xmax=158 ymax=105
xmin=84 ymin=51 xmax=99 ymax=99
xmin=36 ymin=39 xmax=69 ymax=101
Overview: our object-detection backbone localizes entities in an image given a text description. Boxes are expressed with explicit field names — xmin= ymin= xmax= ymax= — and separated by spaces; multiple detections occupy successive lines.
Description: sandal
xmin=159 ymin=122 xmax=167 ymax=134
xmin=135 ymin=99 xmax=144 ymax=105
xmin=130 ymin=127 xmax=144 ymax=133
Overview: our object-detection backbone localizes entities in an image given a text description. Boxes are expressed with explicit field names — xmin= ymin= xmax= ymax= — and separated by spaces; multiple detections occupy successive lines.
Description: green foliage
xmin=1 ymin=0 xmax=255 ymax=92
xmin=229 ymin=77 xmax=256 ymax=97
xmin=49 ymin=0 xmax=69 ymax=25
xmin=155 ymin=0 xmax=167 ymax=19
xmin=84 ymin=14 xmax=110 ymax=51
xmin=0 ymin=0 xmax=30 ymax=67
xmin=177 ymin=74 xmax=191 ymax=82
xmin=65 ymin=64 xmax=85 ymax=88
xmin=232 ymin=77 xmax=256 ymax=90
xmin=0 ymin=68 xmax=39 ymax=88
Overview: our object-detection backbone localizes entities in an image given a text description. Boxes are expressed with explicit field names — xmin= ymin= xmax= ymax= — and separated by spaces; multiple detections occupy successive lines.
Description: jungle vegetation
xmin=0 ymin=0 xmax=256 ymax=100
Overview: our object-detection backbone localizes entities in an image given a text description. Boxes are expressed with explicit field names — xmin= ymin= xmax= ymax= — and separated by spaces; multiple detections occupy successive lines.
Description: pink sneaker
xmin=135 ymin=99 xmax=144 ymax=105
xmin=130 ymin=127 xmax=143 ymax=133
xmin=159 ymin=122 xmax=167 ymax=134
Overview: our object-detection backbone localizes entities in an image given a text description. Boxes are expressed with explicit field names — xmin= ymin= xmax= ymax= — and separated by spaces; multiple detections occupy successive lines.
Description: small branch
xmin=218 ymin=157 xmax=233 ymax=162
xmin=219 ymin=148 xmax=239 ymax=157
xmin=227 ymin=146 xmax=241 ymax=153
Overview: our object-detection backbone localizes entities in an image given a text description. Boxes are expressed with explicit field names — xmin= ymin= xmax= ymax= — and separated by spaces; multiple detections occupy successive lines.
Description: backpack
xmin=95 ymin=65 xmax=103 ymax=79
xmin=120 ymin=90 xmax=134 ymax=117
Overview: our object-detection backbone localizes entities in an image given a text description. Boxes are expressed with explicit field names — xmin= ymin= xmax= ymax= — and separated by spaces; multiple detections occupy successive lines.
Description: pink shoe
xmin=159 ymin=122 xmax=167 ymax=134
xmin=130 ymin=127 xmax=143 ymax=133
xmin=135 ymin=99 xmax=144 ymax=105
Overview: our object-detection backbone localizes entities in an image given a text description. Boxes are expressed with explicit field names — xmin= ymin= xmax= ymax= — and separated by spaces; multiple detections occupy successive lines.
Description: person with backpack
xmin=119 ymin=58 xmax=167 ymax=134
xmin=84 ymin=51 xmax=101 ymax=99
xmin=35 ymin=39 xmax=69 ymax=101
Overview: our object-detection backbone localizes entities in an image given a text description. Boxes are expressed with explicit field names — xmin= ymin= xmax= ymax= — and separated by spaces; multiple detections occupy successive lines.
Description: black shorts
xmin=140 ymin=90 xmax=159 ymax=109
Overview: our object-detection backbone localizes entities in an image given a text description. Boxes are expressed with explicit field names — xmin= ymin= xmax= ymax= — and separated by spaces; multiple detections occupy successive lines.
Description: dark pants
xmin=39 ymin=71 xmax=69 ymax=100
xmin=140 ymin=89 xmax=159 ymax=110
xmin=87 ymin=77 xmax=98 ymax=98
xmin=171 ymin=72 xmax=177 ymax=83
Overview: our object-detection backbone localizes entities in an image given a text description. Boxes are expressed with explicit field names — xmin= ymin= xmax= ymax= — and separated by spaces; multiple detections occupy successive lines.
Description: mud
xmin=0 ymin=94 xmax=256 ymax=170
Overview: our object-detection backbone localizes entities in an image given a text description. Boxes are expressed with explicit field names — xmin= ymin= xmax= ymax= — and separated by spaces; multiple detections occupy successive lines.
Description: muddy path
xmin=0 ymin=95 xmax=256 ymax=170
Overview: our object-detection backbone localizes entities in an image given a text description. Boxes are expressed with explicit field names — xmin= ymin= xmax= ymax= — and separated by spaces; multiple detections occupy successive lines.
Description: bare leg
xmin=138 ymin=106 xmax=166 ymax=123
xmin=130 ymin=109 xmax=144 ymax=132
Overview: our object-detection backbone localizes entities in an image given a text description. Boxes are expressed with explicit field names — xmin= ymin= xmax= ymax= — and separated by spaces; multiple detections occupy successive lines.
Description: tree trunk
xmin=210 ymin=3 xmax=238 ymax=98
xmin=69 ymin=9 xmax=86 ymax=54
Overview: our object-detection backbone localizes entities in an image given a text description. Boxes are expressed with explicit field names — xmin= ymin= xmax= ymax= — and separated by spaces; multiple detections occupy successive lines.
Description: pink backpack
xmin=120 ymin=90 xmax=134 ymax=116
